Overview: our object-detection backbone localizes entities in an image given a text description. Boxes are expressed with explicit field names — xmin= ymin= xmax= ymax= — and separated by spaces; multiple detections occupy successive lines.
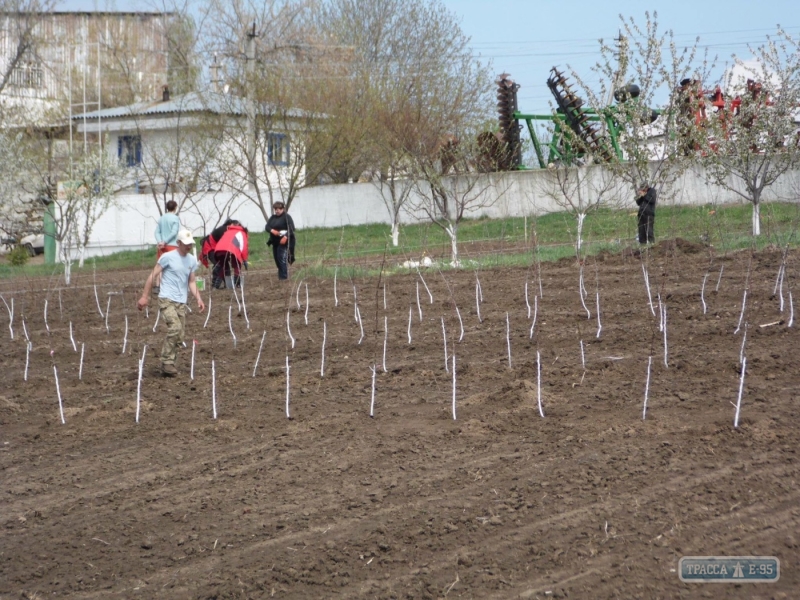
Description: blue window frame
xmin=267 ymin=133 xmax=290 ymax=166
xmin=118 ymin=135 xmax=142 ymax=167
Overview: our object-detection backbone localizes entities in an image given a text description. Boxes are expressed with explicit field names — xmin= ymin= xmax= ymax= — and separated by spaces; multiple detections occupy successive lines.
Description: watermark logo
xmin=679 ymin=556 xmax=780 ymax=583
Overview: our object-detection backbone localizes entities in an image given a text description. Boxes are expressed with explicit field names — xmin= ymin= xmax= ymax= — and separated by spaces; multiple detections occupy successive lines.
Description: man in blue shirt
xmin=137 ymin=229 xmax=205 ymax=377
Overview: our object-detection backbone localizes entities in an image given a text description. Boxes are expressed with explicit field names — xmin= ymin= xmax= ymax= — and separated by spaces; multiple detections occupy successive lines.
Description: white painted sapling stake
xmin=441 ymin=317 xmax=449 ymax=373
xmin=476 ymin=275 xmax=484 ymax=303
xmin=333 ymin=269 xmax=339 ymax=307
xmin=0 ymin=295 xmax=13 ymax=339
xmin=212 ymin=359 xmax=217 ymax=419
xmin=529 ymin=295 xmax=538 ymax=339
xmin=54 ymin=364 xmax=65 ymax=425
xmin=24 ymin=342 xmax=31 ymax=381
xmin=455 ymin=305 xmax=464 ymax=342
xmin=383 ymin=284 xmax=387 ymax=310
xmin=642 ymin=263 xmax=655 ymax=316
xmin=739 ymin=325 xmax=747 ymax=365
xmin=369 ymin=364 xmax=377 ymax=418
xmin=578 ymin=269 xmax=591 ymax=319
xmin=44 ymin=299 xmax=50 ymax=334
xmin=418 ymin=271 xmax=433 ymax=304
xmin=135 ymin=345 xmax=146 ymax=423
xmin=777 ymin=264 xmax=785 ymax=313
xmin=203 ymin=295 xmax=212 ymax=328
xmin=22 ymin=319 xmax=29 ymax=343
xmin=253 ymin=332 xmax=266 ymax=377
xmin=296 ymin=281 xmax=303 ymax=311
xmin=536 ymin=351 xmax=544 ymax=418
xmin=104 ymin=296 xmax=111 ymax=333
xmin=505 ymin=312 xmax=512 ymax=368
xmin=304 ymin=283 xmax=309 ymax=325
xmin=191 ymin=339 xmax=197 ymax=380
xmin=382 ymin=316 xmax=388 ymax=373
xmin=285 ymin=355 xmax=291 ymax=419
xmin=642 ymin=356 xmax=652 ymax=420
xmin=69 ymin=321 xmax=77 ymax=352
xmin=525 ymin=281 xmax=531 ymax=318
xmin=580 ymin=340 xmax=585 ymax=370
xmin=715 ymin=265 xmax=724 ymax=292
xmin=228 ymin=305 xmax=237 ymax=348
xmin=320 ymin=321 xmax=327 ymax=377
xmin=286 ymin=310 xmax=295 ymax=349
xmin=734 ymin=289 xmax=747 ymax=334
xmin=773 ymin=263 xmax=783 ymax=296
xmin=789 ymin=292 xmax=794 ymax=328
xmin=152 ymin=309 xmax=161 ymax=332
xmin=407 ymin=305 xmax=412 ymax=344
xmin=700 ymin=274 xmax=709 ymax=314
xmin=79 ymin=343 xmax=85 ymax=380
xmin=231 ymin=280 xmax=242 ymax=313
xmin=657 ymin=293 xmax=664 ymax=332
xmin=356 ymin=305 xmax=365 ymax=344
xmin=122 ymin=315 xmax=128 ymax=354
xmin=240 ymin=276 xmax=250 ymax=329
xmin=662 ymin=303 xmax=668 ymax=368
xmin=94 ymin=284 xmax=104 ymax=318
xmin=415 ymin=281 xmax=422 ymax=321
xmin=734 ymin=356 xmax=746 ymax=428
xmin=595 ymin=292 xmax=602 ymax=338
xmin=353 ymin=285 xmax=359 ymax=321
xmin=475 ymin=283 xmax=482 ymax=323
xmin=451 ymin=354 xmax=457 ymax=421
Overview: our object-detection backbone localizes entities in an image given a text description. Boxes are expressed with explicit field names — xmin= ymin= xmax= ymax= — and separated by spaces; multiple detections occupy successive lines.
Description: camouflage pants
xmin=158 ymin=298 xmax=186 ymax=365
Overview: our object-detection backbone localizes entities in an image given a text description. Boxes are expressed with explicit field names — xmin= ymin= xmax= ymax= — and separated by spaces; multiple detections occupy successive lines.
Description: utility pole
xmin=246 ymin=23 xmax=257 ymax=191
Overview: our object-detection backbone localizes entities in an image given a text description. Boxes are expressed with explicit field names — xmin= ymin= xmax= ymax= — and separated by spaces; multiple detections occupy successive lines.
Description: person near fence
xmin=137 ymin=229 xmax=205 ymax=377
xmin=635 ymin=184 xmax=657 ymax=244
xmin=265 ymin=202 xmax=296 ymax=280
xmin=213 ymin=222 xmax=249 ymax=288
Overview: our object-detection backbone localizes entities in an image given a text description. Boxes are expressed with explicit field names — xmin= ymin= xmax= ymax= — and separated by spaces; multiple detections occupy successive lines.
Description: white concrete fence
xmin=76 ymin=165 xmax=800 ymax=260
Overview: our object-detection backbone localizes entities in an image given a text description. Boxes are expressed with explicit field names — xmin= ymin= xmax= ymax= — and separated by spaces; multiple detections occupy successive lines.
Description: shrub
xmin=8 ymin=245 xmax=29 ymax=266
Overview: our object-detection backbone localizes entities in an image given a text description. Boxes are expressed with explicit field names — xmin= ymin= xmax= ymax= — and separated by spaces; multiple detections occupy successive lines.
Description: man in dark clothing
xmin=635 ymin=184 xmax=657 ymax=244
xmin=265 ymin=202 xmax=296 ymax=280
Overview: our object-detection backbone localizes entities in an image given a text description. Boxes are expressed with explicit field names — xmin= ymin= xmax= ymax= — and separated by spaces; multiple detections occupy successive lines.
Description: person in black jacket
xmin=635 ymin=184 xmax=657 ymax=244
xmin=265 ymin=201 xmax=296 ymax=280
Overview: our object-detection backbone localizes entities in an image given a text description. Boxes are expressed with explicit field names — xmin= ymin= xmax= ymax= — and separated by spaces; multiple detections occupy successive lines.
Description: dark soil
xmin=1 ymin=244 xmax=798 ymax=599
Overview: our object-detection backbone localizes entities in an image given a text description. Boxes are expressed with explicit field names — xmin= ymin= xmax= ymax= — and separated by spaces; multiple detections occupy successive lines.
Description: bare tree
xmin=539 ymin=163 xmax=620 ymax=256
xmin=409 ymin=138 xmax=501 ymax=266
xmin=700 ymin=28 xmax=800 ymax=236
xmin=44 ymin=148 xmax=126 ymax=282
xmin=568 ymin=12 xmax=712 ymax=198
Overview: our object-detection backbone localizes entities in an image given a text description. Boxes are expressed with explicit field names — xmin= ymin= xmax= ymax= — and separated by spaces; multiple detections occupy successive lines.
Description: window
xmin=267 ymin=133 xmax=290 ymax=166
xmin=118 ymin=135 xmax=142 ymax=167
xmin=8 ymin=62 xmax=43 ymax=88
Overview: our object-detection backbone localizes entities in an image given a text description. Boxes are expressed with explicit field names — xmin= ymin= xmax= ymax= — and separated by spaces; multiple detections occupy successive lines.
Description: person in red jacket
xmin=213 ymin=223 xmax=249 ymax=289
xmin=200 ymin=219 xmax=237 ymax=288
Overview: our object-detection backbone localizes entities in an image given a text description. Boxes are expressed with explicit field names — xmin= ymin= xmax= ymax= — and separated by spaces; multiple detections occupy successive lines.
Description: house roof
xmin=72 ymin=91 xmax=310 ymax=121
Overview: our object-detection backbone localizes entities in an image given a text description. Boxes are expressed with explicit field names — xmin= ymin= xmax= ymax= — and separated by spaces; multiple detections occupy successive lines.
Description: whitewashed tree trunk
xmin=391 ymin=221 xmax=399 ymax=247
xmin=576 ymin=212 xmax=586 ymax=254
xmin=752 ymin=202 xmax=761 ymax=236
xmin=78 ymin=246 xmax=86 ymax=269
xmin=446 ymin=222 xmax=459 ymax=267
